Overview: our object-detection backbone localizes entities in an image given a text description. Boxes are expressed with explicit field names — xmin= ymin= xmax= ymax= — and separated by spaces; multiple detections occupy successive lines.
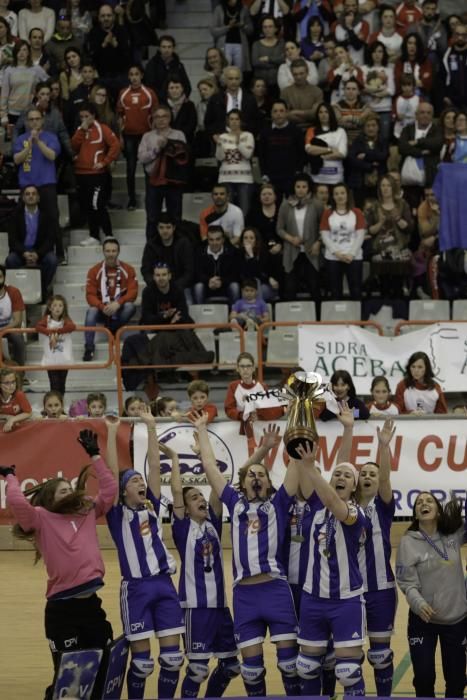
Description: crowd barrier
xmin=1 ymin=320 xmax=465 ymax=417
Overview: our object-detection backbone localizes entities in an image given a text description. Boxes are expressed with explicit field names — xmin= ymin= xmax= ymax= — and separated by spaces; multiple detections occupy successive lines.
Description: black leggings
xmin=76 ymin=173 xmax=112 ymax=241
xmin=407 ymin=610 xmax=466 ymax=698
xmin=47 ymin=370 xmax=68 ymax=395
xmin=44 ymin=594 xmax=113 ymax=700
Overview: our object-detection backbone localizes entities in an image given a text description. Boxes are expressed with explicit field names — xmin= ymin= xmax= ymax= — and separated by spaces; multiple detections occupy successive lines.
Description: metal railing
xmin=0 ymin=325 xmax=115 ymax=370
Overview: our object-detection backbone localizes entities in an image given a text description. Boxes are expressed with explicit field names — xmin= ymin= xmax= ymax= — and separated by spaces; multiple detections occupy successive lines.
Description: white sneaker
xmin=80 ymin=237 xmax=99 ymax=247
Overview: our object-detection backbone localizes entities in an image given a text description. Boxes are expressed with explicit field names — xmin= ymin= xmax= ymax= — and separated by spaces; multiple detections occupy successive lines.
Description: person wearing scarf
xmin=166 ymin=78 xmax=197 ymax=143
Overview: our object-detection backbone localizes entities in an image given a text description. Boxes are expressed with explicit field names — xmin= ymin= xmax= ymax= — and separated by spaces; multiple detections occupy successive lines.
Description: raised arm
xmin=0 ymin=465 xmax=40 ymax=532
xmin=105 ymin=417 xmax=121 ymax=506
xmin=336 ymin=401 xmax=354 ymax=464
xmin=376 ymin=419 xmax=395 ymax=504
xmin=163 ymin=441 xmax=184 ymax=520
xmin=240 ymin=424 xmax=281 ymax=470
xmin=139 ymin=405 xmax=161 ymax=499
xmin=192 ymin=431 xmax=222 ymax=519
xmin=298 ymin=442 xmax=318 ymax=499
xmin=188 ymin=411 xmax=227 ymax=498
xmin=297 ymin=443 xmax=349 ymax=521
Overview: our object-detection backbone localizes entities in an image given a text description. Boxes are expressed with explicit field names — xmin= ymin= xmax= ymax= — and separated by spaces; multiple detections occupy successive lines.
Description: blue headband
xmin=120 ymin=469 xmax=141 ymax=493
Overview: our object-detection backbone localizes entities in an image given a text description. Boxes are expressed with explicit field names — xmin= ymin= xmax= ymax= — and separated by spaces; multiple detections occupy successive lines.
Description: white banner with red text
xmin=133 ymin=419 xmax=466 ymax=517
xmin=298 ymin=322 xmax=467 ymax=394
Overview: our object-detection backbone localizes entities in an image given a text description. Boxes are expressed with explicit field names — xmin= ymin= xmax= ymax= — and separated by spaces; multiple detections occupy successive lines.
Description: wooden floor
xmin=0 ymin=549 xmax=451 ymax=699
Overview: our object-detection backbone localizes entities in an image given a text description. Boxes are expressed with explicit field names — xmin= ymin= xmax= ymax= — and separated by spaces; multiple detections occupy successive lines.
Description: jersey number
xmin=245 ymin=518 xmax=261 ymax=536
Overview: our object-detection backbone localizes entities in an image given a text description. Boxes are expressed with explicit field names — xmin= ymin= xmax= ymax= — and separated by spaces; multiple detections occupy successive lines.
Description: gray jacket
xmin=396 ymin=527 xmax=467 ymax=625
xmin=277 ymin=196 xmax=323 ymax=273
xmin=210 ymin=5 xmax=253 ymax=72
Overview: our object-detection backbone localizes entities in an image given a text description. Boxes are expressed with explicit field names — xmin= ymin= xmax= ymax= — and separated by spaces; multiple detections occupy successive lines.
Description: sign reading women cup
xmin=283 ymin=371 xmax=324 ymax=457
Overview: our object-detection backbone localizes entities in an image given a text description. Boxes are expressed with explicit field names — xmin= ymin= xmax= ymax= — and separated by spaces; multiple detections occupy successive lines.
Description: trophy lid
xmin=286 ymin=371 xmax=324 ymax=398
xmin=294 ymin=371 xmax=323 ymax=385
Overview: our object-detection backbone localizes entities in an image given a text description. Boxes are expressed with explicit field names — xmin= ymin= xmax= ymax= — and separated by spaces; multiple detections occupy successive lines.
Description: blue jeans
xmin=5 ymin=251 xmax=58 ymax=296
xmin=227 ymin=182 xmax=254 ymax=216
xmin=84 ymin=302 xmax=136 ymax=348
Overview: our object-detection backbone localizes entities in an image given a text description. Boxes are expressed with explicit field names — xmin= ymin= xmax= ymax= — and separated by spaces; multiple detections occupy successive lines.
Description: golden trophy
xmin=283 ymin=371 xmax=324 ymax=458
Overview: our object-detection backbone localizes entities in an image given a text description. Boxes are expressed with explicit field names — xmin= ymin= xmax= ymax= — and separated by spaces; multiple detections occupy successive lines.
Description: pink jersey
xmin=6 ymin=457 xmax=117 ymax=599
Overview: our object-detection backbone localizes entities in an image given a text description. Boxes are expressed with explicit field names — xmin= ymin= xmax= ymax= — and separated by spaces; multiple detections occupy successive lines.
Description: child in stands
xmin=224 ymin=352 xmax=284 ymax=427
xmin=40 ymin=390 xmax=67 ymax=419
xmin=0 ymin=367 xmax=32 ymax=432
xmin=367 ymin=376 xmax=400 ymax=416
xmin=229 ymin=278 xmax=269 ymax=331
xmin=320 ymin=369 xmax=370 ymax=421
xmin=87 ymin=391 xmax=107 ymax=417
xmin=151 ymin=395 xmax=179 ymax=417
xmin=36 ymin=294 xmax=75 ymax=396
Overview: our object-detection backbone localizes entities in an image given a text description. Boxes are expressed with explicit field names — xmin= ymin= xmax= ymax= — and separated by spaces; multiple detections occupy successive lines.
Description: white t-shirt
xmin=320 ymin=208 xmax=366 ymax=261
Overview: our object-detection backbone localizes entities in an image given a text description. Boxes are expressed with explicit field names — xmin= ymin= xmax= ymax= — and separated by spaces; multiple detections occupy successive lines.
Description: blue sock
xmin=158 ymin=645 xmax=181 ymax=699
xmin=370 ymin=642 xmax=394 ymax=696
xmin=277 ymin=646 xmax=301 ymax=696
xmin=241 ymin=654 xmax=266 ymax=697
xmin=127 ymin=650 xmax=151 ymax=700
xmin=205 ymin=658 xmax=239 ymax=698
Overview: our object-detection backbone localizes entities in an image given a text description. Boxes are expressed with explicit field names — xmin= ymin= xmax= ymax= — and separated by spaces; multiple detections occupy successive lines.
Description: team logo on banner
xmin=143 ymin=424 xmax=235 ymax=486
xmin=52 ymin=649 xmax=103 ymax=700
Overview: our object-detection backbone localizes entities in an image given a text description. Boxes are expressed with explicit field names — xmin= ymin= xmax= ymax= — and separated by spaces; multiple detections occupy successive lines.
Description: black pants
xmin=326 ymin=259 xmax=363 ymax=300
xmin=47 ymin=370 xmax=68 ymax=395
xmin=76 ymin=173 xmax=112 ymax=241
xmin=38 ymin=184 xmax=62 ymax=258
xmin=284 ymin=252 xmax=320 ymax=301
xmin=123 ymin=133 xmax=143 ymax=204
xmin=44 ymin=594 xmax=113 ymax=700
xmin=407 ymin=610 xmax=466 ymax=698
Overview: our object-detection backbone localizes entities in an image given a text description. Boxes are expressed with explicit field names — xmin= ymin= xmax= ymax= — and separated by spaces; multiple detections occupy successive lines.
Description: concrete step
xmin=25 ymin=340 xmax=112 ymax=362
xmin=26 ymin=366 xmax=118 ymax=392
xmin=151 ymin=26 xmax=212 ymax=46
xmin=68 ymin=229 xmax=146 ymax=247
xmin=167 ymin=11 xmax=212 ymax=28
xmin=177 ymin=43 xmax=211 ymax=61
xmin=67 ymin=244 xmax=144 ymax=266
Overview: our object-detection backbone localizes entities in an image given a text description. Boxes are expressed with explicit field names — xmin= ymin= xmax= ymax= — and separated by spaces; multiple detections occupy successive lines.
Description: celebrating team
xmin=1 ymin=405 xmax=466 ymax=699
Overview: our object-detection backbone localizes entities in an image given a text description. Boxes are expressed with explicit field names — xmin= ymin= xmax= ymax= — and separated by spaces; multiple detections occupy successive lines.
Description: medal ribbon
xmin=419 ymin=530 xmax=449 ymax=561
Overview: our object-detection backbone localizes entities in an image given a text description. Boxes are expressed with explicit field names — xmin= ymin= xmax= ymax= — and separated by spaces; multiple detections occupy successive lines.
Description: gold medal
xmin=291 ymin=535 xmax=305 ymax=543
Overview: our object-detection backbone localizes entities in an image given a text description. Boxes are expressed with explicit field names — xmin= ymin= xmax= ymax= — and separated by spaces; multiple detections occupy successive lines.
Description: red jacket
xmin=85 ymin=260 xmax=138 ymax=311
xmin=116 ymin=85 xmax=159 ymax=135
xmin=71 ymin=120 xmax=120 ymax=175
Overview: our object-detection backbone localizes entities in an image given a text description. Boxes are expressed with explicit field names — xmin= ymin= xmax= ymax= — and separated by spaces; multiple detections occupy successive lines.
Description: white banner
xmin=298 ymin=322 xmax=467 ymax=394
xmin=133 ymin=419 xmax=467 ymax=517
xmin=242 ymin=387 xmax=289 ymax=418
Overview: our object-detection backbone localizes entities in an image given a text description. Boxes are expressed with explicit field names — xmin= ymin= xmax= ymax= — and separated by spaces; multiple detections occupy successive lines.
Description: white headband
xmin=332 ymin=461 xmax=359 ymax=487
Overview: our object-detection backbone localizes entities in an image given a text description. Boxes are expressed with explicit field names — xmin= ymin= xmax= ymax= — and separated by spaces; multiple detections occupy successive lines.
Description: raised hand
xmin=190 ymin=431 xmax=201 ymax=456
xmin=139 ymin=404 xmax=156 ymax=425
xmin=0 ymin=465 xmax=15 ymax=477
xmin=187 ymin=410 xmax=209 ymax=429
xmin=77 ymin=429 xmax=100 ymax=457
xmin=295 ymin=441 xmax=317 ymax=462
xmin=337 ymin=400 xmax=354 ymax=428
xmin=261 ymin=424 xmax=281 ymax=450
xmin=376 ymin=419 xmax=396 ymax=447
xmin=105 ymin=415 xmax=120 ymax=430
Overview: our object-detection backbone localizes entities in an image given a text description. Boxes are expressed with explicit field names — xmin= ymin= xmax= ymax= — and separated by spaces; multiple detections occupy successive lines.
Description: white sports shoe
xmin=80 ymin=237 xmax=99 ymax=246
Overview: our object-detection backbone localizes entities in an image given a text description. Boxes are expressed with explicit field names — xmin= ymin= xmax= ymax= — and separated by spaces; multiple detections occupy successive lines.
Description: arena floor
xmin=0 ymin=549 xmax=452 ymax=699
